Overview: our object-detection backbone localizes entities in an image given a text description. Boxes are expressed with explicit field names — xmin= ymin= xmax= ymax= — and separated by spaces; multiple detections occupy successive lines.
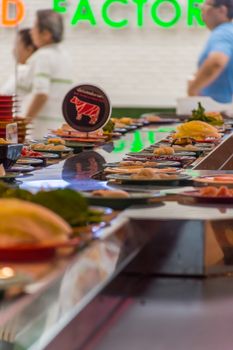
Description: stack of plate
xmin=14 ymin=117 xmax=32 ymax=143
xmin=0 ymin=95 xmax=16 ymax=138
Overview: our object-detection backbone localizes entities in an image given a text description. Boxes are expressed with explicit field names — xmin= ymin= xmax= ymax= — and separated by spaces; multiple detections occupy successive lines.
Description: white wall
xmin=0 ymin=0 xmax=209 ymax=107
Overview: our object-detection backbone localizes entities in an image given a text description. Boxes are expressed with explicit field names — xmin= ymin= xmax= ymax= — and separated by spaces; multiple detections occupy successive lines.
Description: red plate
xmin=192 ymin=139 xmax=219 ymax=144
xmin=0 ymin=238 xmax=80 ymax=262
xmin=180 ymin=190 xmax=233 ymax=204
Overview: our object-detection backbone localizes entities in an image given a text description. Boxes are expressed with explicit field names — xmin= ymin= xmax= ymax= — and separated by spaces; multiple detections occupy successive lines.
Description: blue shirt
xmin=198 ymin=22 xmax=233 ymax=103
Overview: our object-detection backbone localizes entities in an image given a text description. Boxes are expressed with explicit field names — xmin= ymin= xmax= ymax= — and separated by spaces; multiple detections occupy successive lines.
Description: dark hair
xmin=36 ymin=9 xmax=64 ymax=43
xmin=18 ymin=28 xmax=37 ymax=51
xmin=214 ymin=0 xmax=233 ymax=19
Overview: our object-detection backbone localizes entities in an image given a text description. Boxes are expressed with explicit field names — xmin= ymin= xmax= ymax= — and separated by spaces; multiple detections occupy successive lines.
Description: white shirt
xmin=17 ymin=44 xmax=74 ymax=139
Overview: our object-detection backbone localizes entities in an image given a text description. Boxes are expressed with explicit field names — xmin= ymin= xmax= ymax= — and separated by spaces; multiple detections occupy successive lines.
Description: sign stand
xmin=62 ymin=84 xmax=112 ymax=136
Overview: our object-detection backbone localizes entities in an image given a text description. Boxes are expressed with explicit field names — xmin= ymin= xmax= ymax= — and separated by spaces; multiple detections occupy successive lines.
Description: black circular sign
xmin=62 ymin=84 xmax=111 ymax=132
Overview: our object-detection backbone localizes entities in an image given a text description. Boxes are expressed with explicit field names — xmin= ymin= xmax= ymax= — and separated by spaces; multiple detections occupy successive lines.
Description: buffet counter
xmin=1 ymin=124 xmax=233 ymax=350
xmin=0 ymin=126 xmax=172 ymax=350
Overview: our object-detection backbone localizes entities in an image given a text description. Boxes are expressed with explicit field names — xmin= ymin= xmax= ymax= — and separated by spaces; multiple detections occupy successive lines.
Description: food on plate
xmin=213 ymin=176 xmax=233 ymax=182
xmin=0 ymin=186 xmax=103 ymax=227
xmin=105 ymin=166 xmax=177 ymax=174
xmin=32 ymin=189 xmax=90 ymax=227
xmin=144 ymin=161 xmax=159 ymax=166
xmin=31 ymin=143 xmax=66 ymax=151
xmin=172 ymin=137 xmax=193 ymax=145
xmin=195 ymin=175 xmax=233 ymax=185
xmin=48 ymin=138 xmax=65 ymax=145
xmin=145 ymin=115 xmax=162 ymax=123
xmin=0 ymin=199 xmax=72 ymax=247
xmin=21 ymin=147 xmax=43 ymax=158
xmin=119 ymin=117 xmax=133 ymax=125
xmin=130 ymin=168 xmax=178 ymax=180
xmin=119 ymin=161 xmax=158 ymax=167
xmin=0 ymin=164 xmax=6 ymax=176
xmin=153 ymin=147 xmax=175 ymax=155
xmin=119 ymin=161 xmax=144 ymax=167
xmin=199 ymin=186 xmax=233 ymax=197
xmin=190 ymin=102 xmax=223 ymax=126
xmin=131 ymin=168 xmax=154 ymax=179
xmin=0 ymin=138 xmax=11 ymax=144
xmin=172 ymin=145 xmax=198 ymax=152
xmin=103 ymin=119 xmax=115 ymax=134
xmin=53 ymin=124 xmax=104 ymax=138
xmin=91 ymin=189 xmax=130 ymax=198
xmin=172 ymin=121 xmax=220 ymax=140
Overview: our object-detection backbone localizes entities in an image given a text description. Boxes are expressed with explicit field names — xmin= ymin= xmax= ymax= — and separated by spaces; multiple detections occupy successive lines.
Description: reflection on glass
xmin=62 ymin=151 xmax=105 ymax=182
xmin=21 ymin=179 xmax=69 ymax=192
xmin=130 ymin=130 xmax=144 ymax=152
xmin=113 ymin=140 xmax=126 ymax=153
xmin=148 ymin=130 xmax=156 ymax=144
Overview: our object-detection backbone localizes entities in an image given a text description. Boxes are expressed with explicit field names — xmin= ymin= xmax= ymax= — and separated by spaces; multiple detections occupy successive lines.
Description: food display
xmin=0 ymin=199 xmax=72 ymax=247
xmin=198 ymin=186 xmax=233 ymax=197
xmin=52 ymin=123 xmax=106 ymax=140
xmin=103 ymin=119 xmax=115 ymax=134
xmin=92 ymin=189 xmax=130 ymax=198
xmin=30 ymin=143 xmax=72 ymax=153
xmin=21 ymin=147 xmax=59 ymax=160
xmin=104 ymin=166 xmax=179 ymax=175
xmin=2 ymin=100 xmax=233 ymax=340
xmin=47 ymin=138 xmax=65 ymax=145
xmin=31 ymin=143 xmax=67 ymax=151
xmin=0 ymin=138 xmax=11 ymax=144
xmin=130 ymin=168 xmax=179 ymax=180
xmin=119 ymin=160 xmax=159 ymax=167
xmin=144 ymin=115 xmax=162 ymax=123
xmin=189 ymin=102 xmax=223 ymax=126
xmin=21 ymin=147 xmax=43 ymax=158
xmin=180 ymin=186 xmax=233 ymax=203
xmin=153 ymin=147 xmax=175 ymax=156
xmin=172 ymin=121 xmax=221 ymax=141
xmin=111 ymin=117 xmax=133 ymax=125
xmin=195 ymin=175 xmax=233 ymax=186
xmin=172 ymin=145 xmax=199 ymax=152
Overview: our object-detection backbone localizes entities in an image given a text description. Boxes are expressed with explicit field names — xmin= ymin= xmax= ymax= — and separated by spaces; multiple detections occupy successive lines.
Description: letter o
xmin=151 ymin=0 xmax=182 ymax=28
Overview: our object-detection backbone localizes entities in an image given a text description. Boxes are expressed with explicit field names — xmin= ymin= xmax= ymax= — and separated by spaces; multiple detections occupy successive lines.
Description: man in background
xmin=188 ymin=0 xmax=233 ymax=103
xmin=21 ymin=9 xmax=73 ymax=138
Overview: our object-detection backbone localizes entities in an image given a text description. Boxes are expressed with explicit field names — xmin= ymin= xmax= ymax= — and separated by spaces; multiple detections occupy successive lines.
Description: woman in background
xmin=21 ymin=9 xmax=73 ymax=139
xmin=0 ymin=28 xmax=37 ymax=95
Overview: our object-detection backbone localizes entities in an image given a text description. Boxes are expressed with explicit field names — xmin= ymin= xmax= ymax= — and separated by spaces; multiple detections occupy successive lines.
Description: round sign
xmin=62 ymin=84 xmax=111 ymax=132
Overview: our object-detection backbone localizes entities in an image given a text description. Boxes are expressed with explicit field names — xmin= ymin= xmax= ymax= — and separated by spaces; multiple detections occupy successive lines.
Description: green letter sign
xmin=187 ymin=0 xmax=205 ymax=26
xmin=71 ymin=0 xmax=97 ymax=26
xmin=132 ymin=0 xmax=148 ymax=27
xmin=102 ymin=0 xmax=128 ymax=28
xmin=151 ymin=0 xmax=182 ymax=28
xmin=54 ymin=0 xmax=205 ymax=29
xmin=53 ymin=0 xmax=67 ymax=13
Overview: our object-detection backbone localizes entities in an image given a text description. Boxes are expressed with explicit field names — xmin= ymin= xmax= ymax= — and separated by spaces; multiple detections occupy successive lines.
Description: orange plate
xmin=0 ymin=238 xmax=80 ymax=262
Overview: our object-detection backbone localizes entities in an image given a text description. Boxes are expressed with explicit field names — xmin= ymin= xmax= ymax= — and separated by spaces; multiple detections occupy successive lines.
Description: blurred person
xmin=188 ymin=0 xmax=233 ymax=103
xmin=0 ymin=28 xmax=37 ymax=95
xmin=20 ymin=9 xmax=73 ymax=139
xmin=15 ymin=28 xmax=37 ymax=65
